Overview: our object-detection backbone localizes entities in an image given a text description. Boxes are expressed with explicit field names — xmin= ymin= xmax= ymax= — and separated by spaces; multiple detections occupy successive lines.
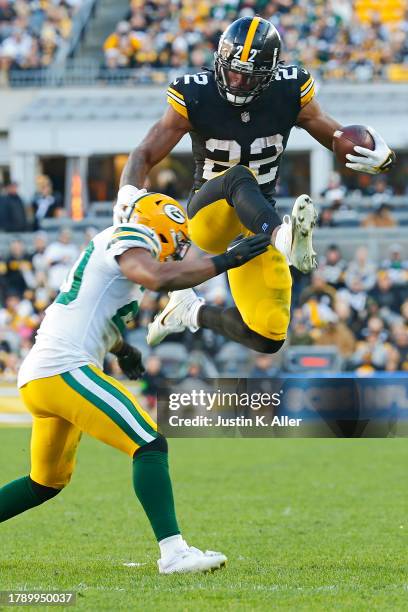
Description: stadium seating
xmin=1 ymin=0 xmax=408 ymax=84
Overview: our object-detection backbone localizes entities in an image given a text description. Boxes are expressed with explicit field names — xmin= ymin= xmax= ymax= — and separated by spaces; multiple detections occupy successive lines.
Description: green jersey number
xmin=55 ymin=241 xmax=95 ymax=306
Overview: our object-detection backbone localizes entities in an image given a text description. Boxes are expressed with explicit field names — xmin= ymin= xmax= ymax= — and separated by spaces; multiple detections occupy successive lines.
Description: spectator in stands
xmin=299 ymin=270 xmax=337 ymax=311
xmin=390 ymin=322 xmax=408 ymax=370
xmin=337 ymin=276 xmax=367 ymax=319
xmin=141 ymin=354 xmax=167 ymax=411
xmin=381 ymin=244 xmax=408 ymax=286
xmin=310 ymin=311 xmax=356 ymax=359
xmin=361 ymin=203 xmax=397 ymax=228
xmin=31 ymin=231 xmax=48 ymax=275
xmin=350 ymin=326 xmax=392 ymax=371
xmin=368 ymin=270 xmax=401 ymax=320
xmin=289 ymin=308 xmax=314 ymax=347
xmin=320 ymin=172 xmax=347 ymax=207
xmin=319 ymin=244 xmax=346 ymax=289
xmin=44 ymin=228 xmax=79 ymax=292
xmin=0 ymin=0 xmax=80 ymax=82
xmin=0 ymin=26 xmax=34 ymax=73
xmin=318 ymin=207 xmax=336 ymax=228
xmin=0 ymin=180 xmax=27 ymax=232
xmin=31 ymin=175 xmax=63 ymax=230
xmin=371 ymin=177 xmax=395 ymax=205
xmin=0 ymin=292 xmax=38 ymax=352
xmin=102 ymin=0 xmax=408 ymax=83
xmin=155 ymin=168 xmax=180 ymax=200
xmin=344 ymin=246 xmax=377 ymax=291
xmin=103 ymin=21 xmax=141 ymax=68
xmin=1 ymin=239 xmax=33 ymax=299
xmin=249 ymin=353 xmax=279 ymax=378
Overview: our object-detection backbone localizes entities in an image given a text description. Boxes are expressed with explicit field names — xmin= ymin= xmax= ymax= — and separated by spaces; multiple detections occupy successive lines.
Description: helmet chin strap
xmin=226 ymin=91 xmax=254 ymax=105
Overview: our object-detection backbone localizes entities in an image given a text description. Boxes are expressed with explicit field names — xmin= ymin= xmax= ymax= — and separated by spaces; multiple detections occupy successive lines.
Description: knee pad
xmin=133 ymin=435 xmax=168 ymax=459
xmin=29 ymin=476 xmax=62 ymax=502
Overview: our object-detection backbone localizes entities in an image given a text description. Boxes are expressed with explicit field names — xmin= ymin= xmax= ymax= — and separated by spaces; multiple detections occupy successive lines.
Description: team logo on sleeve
xmin=164 ymin=204 xmax=186 ymax=224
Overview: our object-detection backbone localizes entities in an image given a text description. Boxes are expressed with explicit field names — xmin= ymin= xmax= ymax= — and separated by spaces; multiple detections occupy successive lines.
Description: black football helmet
xmin=214 ymin=16 xmax=281 ymax=106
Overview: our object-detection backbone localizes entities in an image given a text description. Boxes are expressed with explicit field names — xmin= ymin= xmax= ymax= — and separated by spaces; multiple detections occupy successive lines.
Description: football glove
xmin=113 ymin=185 xmax=147 ymax=225
xmin=345 ymin=126 xmax=396 ymax=174
xmin=212 ymin=233 xmax=271 ymax=273
xmin=115 ymin=342 xmax=145 ymax=380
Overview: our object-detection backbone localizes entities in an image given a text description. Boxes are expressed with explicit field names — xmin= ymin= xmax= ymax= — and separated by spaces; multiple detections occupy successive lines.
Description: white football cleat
xmin=158 ymin=545 xmax=227 ymax=574
xmin=274 ymin=194 xmax=318 ymax=273
xmin=146 ymin=288 xmax=204 ymax=346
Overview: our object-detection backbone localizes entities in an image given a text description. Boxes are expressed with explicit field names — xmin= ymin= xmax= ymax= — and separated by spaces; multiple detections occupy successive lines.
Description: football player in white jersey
xmin=0 ymin=192 xmax=270 ymax=574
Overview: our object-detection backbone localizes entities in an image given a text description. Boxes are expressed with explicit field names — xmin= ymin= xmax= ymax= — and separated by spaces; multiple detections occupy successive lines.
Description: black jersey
xmin=166 ymin=65 xmax=315 ymax=202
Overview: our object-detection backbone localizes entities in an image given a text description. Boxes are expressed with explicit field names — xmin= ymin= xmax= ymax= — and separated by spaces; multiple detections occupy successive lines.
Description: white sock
xmin=159 ymin=534 xmax=187 ymax=560
xmin=186 ymin=298 xmax=205 ymax=331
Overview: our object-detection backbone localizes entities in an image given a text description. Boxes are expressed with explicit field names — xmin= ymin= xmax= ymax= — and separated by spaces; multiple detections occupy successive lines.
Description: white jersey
xmin=18 ymin=223 xmax=161 ymax=388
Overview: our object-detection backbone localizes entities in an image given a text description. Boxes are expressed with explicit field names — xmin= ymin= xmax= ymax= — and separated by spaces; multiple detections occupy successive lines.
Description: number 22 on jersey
xmin=203 ymin=134 xmax=284 ymax=184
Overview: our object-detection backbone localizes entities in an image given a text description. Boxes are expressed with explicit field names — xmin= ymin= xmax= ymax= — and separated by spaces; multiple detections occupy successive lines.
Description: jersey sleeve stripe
xmin=300 ymin=76 xmax=313 ymax=92
xmin=300 ymin=83 xmax=316 ymax=107
xmin=108 ymin=234 xmax=160 ymax=257
xmin=167 ymin=90 xmax=186 ymax=107
xmin=167 ymin=87 xmax=185 ymax=102
xmin=241 ymin=16 xmax=260 ymax=62
xmin=167 ymin=95 xmax=188 ymax=119
xmin=300 ymin=78 xmax=315 ymax=97
xmin=113 ymin=225 xmax=159 ymax=242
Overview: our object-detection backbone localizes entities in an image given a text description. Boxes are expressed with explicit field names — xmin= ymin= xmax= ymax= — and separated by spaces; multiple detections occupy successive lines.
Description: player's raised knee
xmin=223 ymin=164 xmax=256 ymax=184
xmin=29 ymin=476 xmax=62 ymax=502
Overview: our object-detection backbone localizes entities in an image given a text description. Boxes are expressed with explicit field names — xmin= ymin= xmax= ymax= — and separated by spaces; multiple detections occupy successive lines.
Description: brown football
xmin=332 ymin=125 xmax=375 ymax=166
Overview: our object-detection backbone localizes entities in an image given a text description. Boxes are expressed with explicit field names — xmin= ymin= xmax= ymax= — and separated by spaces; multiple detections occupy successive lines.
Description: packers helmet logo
xmin=163 ymin=204 xmax=186 ymax=224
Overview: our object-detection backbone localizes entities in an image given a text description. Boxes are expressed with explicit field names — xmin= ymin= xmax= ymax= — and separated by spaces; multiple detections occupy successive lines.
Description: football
xmin=332 ymin=124 xmax=375 ymax=166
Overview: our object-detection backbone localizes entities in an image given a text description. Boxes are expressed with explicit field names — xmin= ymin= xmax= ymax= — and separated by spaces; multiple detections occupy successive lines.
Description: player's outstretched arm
xmin=118 ymin=234 xmax=271 ymax=291
xmin=296 ymin=97 xmax=341 ymax=150
xmin=297 ymin=99 xmax=395 ymax=174
xmin=119 ymin=106 xmax=192 ymax=189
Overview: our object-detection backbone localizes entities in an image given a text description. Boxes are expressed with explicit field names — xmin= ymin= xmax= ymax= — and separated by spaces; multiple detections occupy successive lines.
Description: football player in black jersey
xmin=116 ymin=16 xmax=396 ymax=354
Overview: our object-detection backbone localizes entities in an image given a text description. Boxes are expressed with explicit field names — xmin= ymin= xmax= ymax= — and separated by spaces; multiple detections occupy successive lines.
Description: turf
xmin=0 ymin=429 xmax=407 ymax=611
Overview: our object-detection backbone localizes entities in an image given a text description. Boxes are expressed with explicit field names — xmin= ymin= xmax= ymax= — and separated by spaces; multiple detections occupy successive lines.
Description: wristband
xmin=114 ymin=342 xmax=131 ymax=357
xmin=211 ymin=254 xmax=230 ymax=274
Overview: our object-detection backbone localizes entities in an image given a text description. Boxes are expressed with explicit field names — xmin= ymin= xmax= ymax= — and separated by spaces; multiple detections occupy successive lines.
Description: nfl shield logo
xmin=241 ymin=111 xmax=250 ymax=123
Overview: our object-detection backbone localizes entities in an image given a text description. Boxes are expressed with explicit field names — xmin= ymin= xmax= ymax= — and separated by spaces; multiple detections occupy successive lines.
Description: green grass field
xmin=0 ymin=429 xmax=407 ymax=610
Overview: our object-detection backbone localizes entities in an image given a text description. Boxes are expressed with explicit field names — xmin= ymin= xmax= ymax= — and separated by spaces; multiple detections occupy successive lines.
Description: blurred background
xmin=0 ymin=0 xmax=407 ymax=414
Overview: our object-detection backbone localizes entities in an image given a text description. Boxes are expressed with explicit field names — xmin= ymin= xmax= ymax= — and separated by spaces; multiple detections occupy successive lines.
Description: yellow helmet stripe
xmin=240 ymin=16 xmax=260 ymax=62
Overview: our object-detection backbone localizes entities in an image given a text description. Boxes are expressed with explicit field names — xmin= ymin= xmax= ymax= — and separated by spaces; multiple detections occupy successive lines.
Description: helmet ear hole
xmin=158 ymin=233 xmax=169 ymax=243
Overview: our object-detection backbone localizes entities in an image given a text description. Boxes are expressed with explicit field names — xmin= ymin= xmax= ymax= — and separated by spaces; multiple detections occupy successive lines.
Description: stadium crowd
xmin=1 ymin=0 xmax=407 ymax=84
xmin=0 ymin=0 xmax=82 ymax=83
xmin=103 ymin=0 xmax=408 ymax=81
xmin=0 ymin=222 xmax=407 ymax=383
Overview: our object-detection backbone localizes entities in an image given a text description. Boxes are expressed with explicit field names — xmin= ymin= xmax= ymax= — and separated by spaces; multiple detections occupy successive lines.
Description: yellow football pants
xmin=20 ymin=364 xmax=157 ymax=489
xmin=188 ymin=187 xmax=292 ymax=341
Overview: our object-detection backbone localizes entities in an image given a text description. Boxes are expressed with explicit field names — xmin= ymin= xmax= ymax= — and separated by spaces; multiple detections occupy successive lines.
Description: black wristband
xmin=211 ymin=254 xmax=230 ymax=274
xmin=114 ymin=342 xmax=131 ymax=357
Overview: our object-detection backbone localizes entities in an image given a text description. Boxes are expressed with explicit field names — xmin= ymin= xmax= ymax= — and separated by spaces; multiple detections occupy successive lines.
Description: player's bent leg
xmin=227 ymin=243 xmax=292 ymax=342
xmin=0 ymin=395 xmax=79 ymax=522
xmin=0 ymin=475 xmax=61 ymax=522
xmin=187 ymin=165 xmax=282 ymax=254
xmin=187 ymin=174 xmax=244 ymax=254
xmin=220 ymin=165 xmax=282 ymax=235
xmin=199 ymin=305 xmax=285 ymax=353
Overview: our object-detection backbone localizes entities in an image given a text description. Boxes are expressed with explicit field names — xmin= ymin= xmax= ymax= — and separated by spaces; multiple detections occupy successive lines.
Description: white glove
xmin=113 ymin=185 xmax=147 ymax=225
xmin=345 ymin=126 xmax=396 ymax=175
